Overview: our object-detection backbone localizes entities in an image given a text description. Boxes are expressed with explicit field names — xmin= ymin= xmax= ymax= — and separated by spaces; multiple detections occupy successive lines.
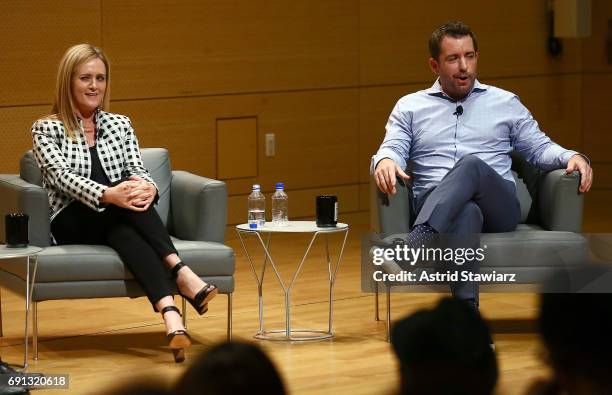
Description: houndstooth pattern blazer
xmin=31 ymin=109 xmax=157 ymax=222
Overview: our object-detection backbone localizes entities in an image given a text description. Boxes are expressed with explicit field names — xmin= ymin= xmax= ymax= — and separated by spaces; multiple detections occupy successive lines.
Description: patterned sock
xmin=380 ymin=223 xmax=438 ymax=270
xmin=412 ymin=223 xmax=436 ymax=234
xmin=386 ymin=222 xmax=437 ymax=248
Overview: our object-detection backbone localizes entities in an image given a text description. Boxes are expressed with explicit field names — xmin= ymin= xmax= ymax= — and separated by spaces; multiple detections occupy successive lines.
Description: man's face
xmin=429 ymin=35 xmax=478 ymax=101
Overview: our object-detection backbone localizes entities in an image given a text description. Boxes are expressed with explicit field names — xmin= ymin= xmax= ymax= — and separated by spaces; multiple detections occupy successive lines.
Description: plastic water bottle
xmin=248 ymin=184 xmax=266 ymax=228
xmin=271 ymin=182 xmax=288 ymax=226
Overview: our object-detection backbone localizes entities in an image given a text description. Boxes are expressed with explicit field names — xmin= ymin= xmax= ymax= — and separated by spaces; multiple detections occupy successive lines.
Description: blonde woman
xmin=31 ymin=44 xmax=217 ymax=362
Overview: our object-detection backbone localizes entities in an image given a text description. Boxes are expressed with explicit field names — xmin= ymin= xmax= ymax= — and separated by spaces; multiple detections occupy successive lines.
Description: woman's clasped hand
xmin=101 ymin=176 xmax=156 ymax=211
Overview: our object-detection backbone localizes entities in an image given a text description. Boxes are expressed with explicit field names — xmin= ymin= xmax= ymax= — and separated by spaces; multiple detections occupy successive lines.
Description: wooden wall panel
xmin=583 ymin=191 xmax=612 ymax=232
xmin=0 ymin=0 xmax=608 ymax=228
xmin=582 ymin=74 xmax=612 ymax=163
xmin=588 ymin=163 xmax=612 ymax=191
xmin=0 ymin=1 xmax=101 ymax=106
xmin=359 ymin=0 xmax=582 ymax=86
xmin=248 ymin=89 xmax=360 ymax=197
xmin=358 ymin=183 xmax=369 ymax=212
xmin=103 ymin=0 xmax=359 ymax=100
xmin=109 ymin=99 xmax=217 ymax=177
xmin=581 ymin=1 xmax=612 ymax=192
xmin=217 ymin=117 xmax=258 ymax=180
xmin=0 ymin=106 xmax=52 ymax=173
xmin=581 ymin=0 xmax=612 ymax=73
xmin=111 ymin=88 xmax=359 ymax=195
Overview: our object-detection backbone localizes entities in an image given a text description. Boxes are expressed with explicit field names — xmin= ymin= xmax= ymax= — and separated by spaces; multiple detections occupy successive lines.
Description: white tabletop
xmin=236 ymin=220 xmax=348 ymax=233
xmin=0 ymin=245 xmax=42 ymax=259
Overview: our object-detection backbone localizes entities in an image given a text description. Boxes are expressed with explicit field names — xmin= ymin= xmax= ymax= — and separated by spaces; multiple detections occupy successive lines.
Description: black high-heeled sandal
xmin=171 ymin=262 xmax=218 ymax=315
xmin=161 ymin=305 xmax=191 ymax=363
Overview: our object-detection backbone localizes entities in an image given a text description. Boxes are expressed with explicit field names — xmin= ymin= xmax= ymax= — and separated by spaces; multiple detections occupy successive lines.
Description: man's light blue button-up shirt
xmin=371 ymin=79 xmax=577 ymax=197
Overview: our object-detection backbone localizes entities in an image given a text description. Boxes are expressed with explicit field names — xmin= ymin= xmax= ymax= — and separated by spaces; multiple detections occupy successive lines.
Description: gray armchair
xmin=0 ymin=148 xmax=235 ymax=360
xmin=370 ymin=152 xmax=588 ymax=339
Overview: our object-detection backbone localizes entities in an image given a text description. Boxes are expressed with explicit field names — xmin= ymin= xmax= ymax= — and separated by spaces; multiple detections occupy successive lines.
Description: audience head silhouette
xmin=174 ymin=341 xmax=286 ymax=395
xmin=391 ymin=297 xmax=497 ymax=395
xmin=538 ymin=293 xmax=612 ymax=395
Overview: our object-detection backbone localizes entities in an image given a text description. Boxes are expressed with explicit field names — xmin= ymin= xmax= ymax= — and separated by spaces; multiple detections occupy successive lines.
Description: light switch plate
xmin=265 ymin=133 xmax=275 ymax=157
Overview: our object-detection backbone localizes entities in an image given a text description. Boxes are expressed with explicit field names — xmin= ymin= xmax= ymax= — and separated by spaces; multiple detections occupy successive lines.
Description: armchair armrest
xmin=539 ymin=169 xmax=583 ymax=232
xmin=170 ymin=171 xmax=227 ymax=243
xmin=0 ymin=174 xmax=51 ymax=247
xmin=370 ymin=174 xmax=413 ymax=236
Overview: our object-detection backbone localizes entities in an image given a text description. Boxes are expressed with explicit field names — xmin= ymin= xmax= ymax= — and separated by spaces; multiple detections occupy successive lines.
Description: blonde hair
xmin=51 ymin=44 xmax=110 ymax=138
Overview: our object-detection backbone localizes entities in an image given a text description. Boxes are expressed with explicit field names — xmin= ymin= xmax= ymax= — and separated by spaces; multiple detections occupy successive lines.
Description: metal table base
xmin=0 ymin=246 xmax=40 ymax=371
xmin=236 ymin=223 xmax=348 ymax=341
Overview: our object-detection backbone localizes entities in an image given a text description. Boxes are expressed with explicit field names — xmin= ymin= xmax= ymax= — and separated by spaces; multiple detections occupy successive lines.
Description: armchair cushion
xmin=0 ymin=239 xmax=234 ymax=283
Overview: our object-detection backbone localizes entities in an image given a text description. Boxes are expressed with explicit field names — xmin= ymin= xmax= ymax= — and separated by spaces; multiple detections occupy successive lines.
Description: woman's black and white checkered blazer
xmin=31 ymin=109 xmax=157 ymax=222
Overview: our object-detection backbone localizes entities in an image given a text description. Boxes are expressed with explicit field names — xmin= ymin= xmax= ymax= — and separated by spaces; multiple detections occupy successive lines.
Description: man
xmin=372 ymin=21 xmax=593 ymax=309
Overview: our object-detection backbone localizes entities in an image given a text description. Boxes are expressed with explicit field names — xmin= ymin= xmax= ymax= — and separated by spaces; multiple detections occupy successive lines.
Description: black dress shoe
xmin=0 ymin=362 xmax=43 ymax=379
xmin=0 ymin=375 xmax=28 ymax=395
xmin=0 ymin=361 xmax=17 ymax=375
xmin=0 ymin=384 xmax=29 ymax=395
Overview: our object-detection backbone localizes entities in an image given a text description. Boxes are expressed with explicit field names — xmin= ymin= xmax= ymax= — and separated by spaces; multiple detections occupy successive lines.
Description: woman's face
xmin=71 ymin=57 xmax=106 ymax=117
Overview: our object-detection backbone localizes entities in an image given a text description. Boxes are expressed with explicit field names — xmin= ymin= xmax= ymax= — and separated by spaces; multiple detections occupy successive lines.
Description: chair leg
xmin=33 ymin=302 xmax=39 ymax=361
xmin=181 ymin=297 xmax=187 ymax=329
xmin=0 ymin=288 xmax=3 ymax=337
xmin=386 ymin=287 xmax=391 ymax=342
xmin=227 ymin=293 xmax=233 ymax=341
xmin=374 ymin=283 xmax=380 ymax=321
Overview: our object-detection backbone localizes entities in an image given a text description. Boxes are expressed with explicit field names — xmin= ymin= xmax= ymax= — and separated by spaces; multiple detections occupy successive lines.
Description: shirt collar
xmin=425 ymin=78 xmax=487 ymax=102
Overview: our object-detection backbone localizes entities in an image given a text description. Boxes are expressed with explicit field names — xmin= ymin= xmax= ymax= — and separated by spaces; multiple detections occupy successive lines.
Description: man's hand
xmin=101 ymin=180 xmax=147 ymax=211
xmin=374 ymin=158 xmax=411 ymax=195
xmin=127 ymin=175 xmax=156 ymax=210
xmin=566 ymin=154 xmax=593 ymax=193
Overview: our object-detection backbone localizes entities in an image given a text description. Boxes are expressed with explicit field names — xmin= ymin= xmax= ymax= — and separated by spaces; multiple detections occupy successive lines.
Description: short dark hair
xmin=539 ymin=292 xmax=612 ymax=388
xmin=391 ymin=297 xmax=497 ymax=395
xmin=174 ymin=341 xmax=286 ymax=395
xmin=428 ymin=21 xmax=478 ymax=60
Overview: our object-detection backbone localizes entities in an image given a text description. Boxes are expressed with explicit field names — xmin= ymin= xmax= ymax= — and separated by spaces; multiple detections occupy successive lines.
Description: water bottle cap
xmin=252 ymin=184 xmax=261 ymax=191
xmin=249 ymin=223 xmax=258 ymax=229
xmin=275 ymin=182 xmax=284 ymax=190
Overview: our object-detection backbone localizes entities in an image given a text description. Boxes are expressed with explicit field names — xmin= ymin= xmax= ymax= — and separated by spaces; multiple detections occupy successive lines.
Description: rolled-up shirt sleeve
xmin=370 ymin=100 xmax=413 ymax=174
xmin=509 ymin=96 xmax=577 ymax=171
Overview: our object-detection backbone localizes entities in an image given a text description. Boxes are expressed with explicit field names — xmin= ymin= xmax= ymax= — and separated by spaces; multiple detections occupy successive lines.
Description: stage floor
xmin=0 ymin=212 xmax=556 ymax=394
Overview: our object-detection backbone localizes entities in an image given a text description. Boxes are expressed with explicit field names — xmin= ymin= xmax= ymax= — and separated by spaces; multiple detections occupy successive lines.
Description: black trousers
xmin=51 ymin=201 xmax=178 ymax=308
xmin=413 ymin=155 xmax=521 ymax=301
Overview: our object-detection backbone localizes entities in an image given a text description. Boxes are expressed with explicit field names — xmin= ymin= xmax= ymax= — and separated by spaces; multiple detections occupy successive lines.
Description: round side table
xmin=236 ymin=221 xmax=349 ymax=341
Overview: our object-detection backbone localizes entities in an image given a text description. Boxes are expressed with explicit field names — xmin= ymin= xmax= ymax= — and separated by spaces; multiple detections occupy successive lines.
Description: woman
xmin=31 ymin=43 xmax=217 ymax=363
